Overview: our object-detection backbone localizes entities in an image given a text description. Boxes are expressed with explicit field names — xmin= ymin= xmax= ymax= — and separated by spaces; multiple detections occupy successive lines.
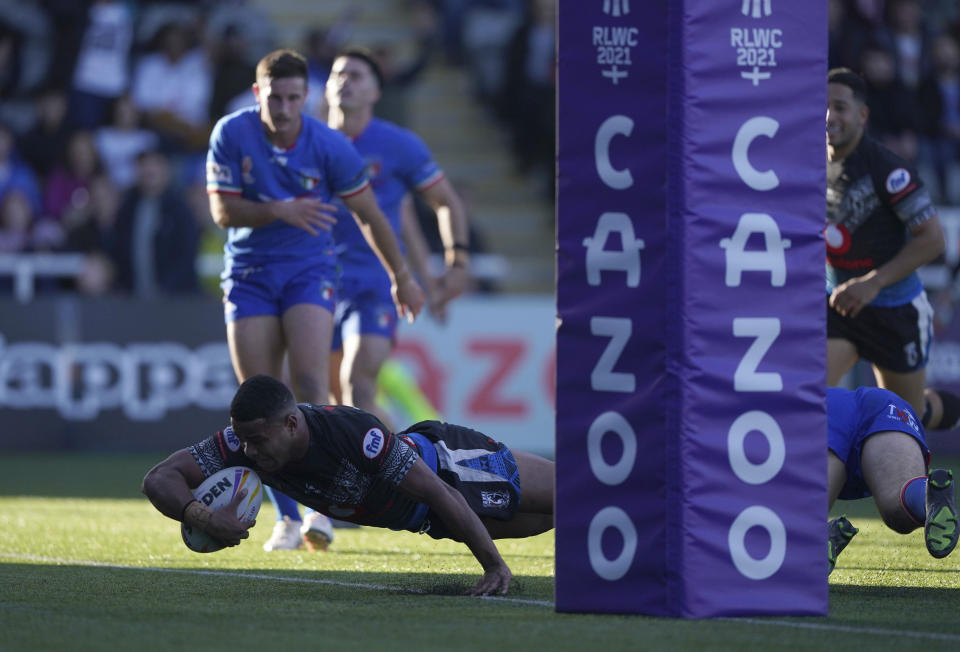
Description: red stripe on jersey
xmin=889 ymin=183 xmax=917 ymax=204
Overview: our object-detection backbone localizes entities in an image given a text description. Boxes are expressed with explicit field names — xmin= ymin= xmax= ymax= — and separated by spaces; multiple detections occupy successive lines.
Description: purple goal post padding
xmin=556 ymin=0 xmax=828 ymax=617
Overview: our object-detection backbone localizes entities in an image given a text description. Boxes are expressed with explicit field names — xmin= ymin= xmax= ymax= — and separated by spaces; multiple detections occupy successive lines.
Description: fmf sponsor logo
xmin=224 ymin=427 xmax=241 ymax=452
xmin=200 ymin=477 xmax=234 ymax=505
xmin=885 ymin=168 xmax=911 ymax=194
xmin=363 ymin=428 xmax=384 ymax=459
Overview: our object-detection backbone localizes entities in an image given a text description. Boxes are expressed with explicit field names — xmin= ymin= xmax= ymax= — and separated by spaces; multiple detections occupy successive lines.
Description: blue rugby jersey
xmin=331 ymin=118 xmax=444 ymax=278
xmin=206 ymin=107 xmax=370 ymax=264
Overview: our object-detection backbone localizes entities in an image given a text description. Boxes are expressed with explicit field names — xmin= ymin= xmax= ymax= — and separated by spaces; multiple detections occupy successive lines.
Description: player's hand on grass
xmin=273 ymin=197 xmax=338 ymax=235
xmin=392 ymin=269 xmax=425 ymax=323
xmin=830 ymin=275 xmax=881 ymax=319
xmin=207 ymin=489 xmax=256 ymax=547
xmin=469 ymin=561 xmax=512 ymax=596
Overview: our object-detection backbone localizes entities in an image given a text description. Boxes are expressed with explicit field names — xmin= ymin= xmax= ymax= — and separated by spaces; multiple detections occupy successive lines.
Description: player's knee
xmin=289 ymin=372 xmax=325 ymax=404
xmin=878 ymin=503 xmax=920 ymax=534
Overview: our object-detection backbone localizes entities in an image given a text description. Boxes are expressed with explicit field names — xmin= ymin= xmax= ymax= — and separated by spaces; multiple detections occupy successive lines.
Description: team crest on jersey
xmin=320 ymin=280 xmax=335 ymax=302
xmin=241 ymin=156 xmax=255 ymax=185
xmin=377 ymin=306 xmax=395 ymax=329
xmin=885 ymin=168 xmax=911 ymax=194
xmin=364 ymin=158 xmax=383 ymax=182
xmin=362 ymin=428 xmax=385 ymax=459
xmin=224 ymin=427 xmax=241 ymax=452
xmin=207 ymin=162 xmax=233 ymax=184
xmin=481 ymin=490 xmax=510 ymax=509
xmin=299 ymin=167 xmax=321 ymax=190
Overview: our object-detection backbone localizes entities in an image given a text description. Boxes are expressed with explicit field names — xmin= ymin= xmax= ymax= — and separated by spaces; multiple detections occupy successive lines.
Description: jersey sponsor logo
xmin=885 ymin=168 xmax=911 ymax=194
xmin=224 ymin=427 xmax=241 ymax=452
xmin=886 ymin=402 xmax=920 ymax=434
xmin=823 ymin=223 xmax=851 ymax=255
xmin=207 ymin=162 xmax=233 ymax=184
xmin=481 ymin=490 xmax=511 ymax=509
xmin=362 ymin=427 xmax=385 ymax=458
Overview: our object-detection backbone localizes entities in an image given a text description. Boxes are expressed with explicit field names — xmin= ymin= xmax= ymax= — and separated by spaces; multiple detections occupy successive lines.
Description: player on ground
xmin=827 ymin=385 xmax=958 ymax=574
xmin=825 ymin=67 xmax=960 ymax=430
xmin=206 ymin=49 xmax=424 ymax=551
xmin=141 ymin=374 xmax=554 ymax=596
xmin=266 ymin=49 xmax=472 ymax=549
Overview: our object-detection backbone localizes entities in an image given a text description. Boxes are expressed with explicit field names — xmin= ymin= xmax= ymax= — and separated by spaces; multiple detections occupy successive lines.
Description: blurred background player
xmin=825 ymin=67 xmax=960 ymax=432
xmin=264 ymin=48 xmax=471 ymax=551
xmin=205 ymin=49 xmax=423 ymax=552
xmin=827 ymin=385 xmax=958 ymax=574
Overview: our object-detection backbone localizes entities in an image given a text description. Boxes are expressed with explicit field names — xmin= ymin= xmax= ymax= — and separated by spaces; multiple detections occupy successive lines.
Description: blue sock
xmin=901 ymin=476 xmax=927 ymax=524
xmin=265 ymin=486 xmax=301 ymax=522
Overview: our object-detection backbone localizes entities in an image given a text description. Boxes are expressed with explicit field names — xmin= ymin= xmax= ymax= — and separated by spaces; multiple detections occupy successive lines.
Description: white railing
xmin=0 ymin=251 xmax=511 ymax=303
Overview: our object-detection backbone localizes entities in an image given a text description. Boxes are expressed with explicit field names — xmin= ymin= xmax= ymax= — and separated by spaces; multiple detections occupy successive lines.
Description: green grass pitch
xmin=1 ymin=454 xmax=958 ymax=651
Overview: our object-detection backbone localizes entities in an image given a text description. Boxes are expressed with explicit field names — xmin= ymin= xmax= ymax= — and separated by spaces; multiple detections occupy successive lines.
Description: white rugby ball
xmin=181 ymin=466 xmax=263 ymax=553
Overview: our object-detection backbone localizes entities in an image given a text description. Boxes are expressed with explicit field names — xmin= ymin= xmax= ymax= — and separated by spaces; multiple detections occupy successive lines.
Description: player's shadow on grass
xmin=322 ymin=547 xmax=552 ymax=562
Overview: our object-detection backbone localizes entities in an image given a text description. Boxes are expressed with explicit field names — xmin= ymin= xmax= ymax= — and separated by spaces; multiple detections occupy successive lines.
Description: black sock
xmin=935 ymin=389 xmax=960 ymax=430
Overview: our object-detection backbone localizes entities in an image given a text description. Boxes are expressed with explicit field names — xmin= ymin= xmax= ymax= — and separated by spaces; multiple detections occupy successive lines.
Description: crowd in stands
xmin=0 ymin=0 xmax=549 ymax=299
xmin=9 ymin=1 xmax=958 ymax=300
xmin=829 ymin=0 xmax=960 ymax=204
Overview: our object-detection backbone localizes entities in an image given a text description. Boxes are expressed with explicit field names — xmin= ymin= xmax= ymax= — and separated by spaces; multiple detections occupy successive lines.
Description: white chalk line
xmin=3 ymin=552 xmax=959 ymax=642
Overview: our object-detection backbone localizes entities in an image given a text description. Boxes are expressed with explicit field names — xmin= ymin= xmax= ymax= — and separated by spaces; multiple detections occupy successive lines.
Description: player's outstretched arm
xmin=141 ymin=450 xmax=255 ymax=546
xmin=343 ymin=186 xmax=424 ymax=321
xmin=397 ymin=458 xmax=512 ymax=596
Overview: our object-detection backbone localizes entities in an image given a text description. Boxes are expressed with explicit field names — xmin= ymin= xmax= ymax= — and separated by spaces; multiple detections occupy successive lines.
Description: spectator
xmin=499 ymin=0 xmax=556 ymax=198
xmin=60 ymin=172 xmax=119 ymax=295
xmin=17 ymin=86 xmax=70 ymax=178
xmin=885 ymin=0 xmax=934 ymax=89
xmin=860 ymin=41 xmax=920 ymax=160
xmin=0 ymin=189 xmax=34 ymax=253
xmin=44 ymin=130 xmax=103 ymax=223
xmin=917 ymin=33 xmax=960 ymax=202
xmin=68 ymin=0 xmax=134 ymax=130
xmin=208 ymin=24 xmax=256 ymax=122
xmin=107 ymin=149 xmax=200 ymax=297
xmin=130 ymin=19 xmax=212 ymax=153
xmin=94 ymin=94 xmax=159 ymax=190
xmin=0 ymin=121 xmax=42 ymax=214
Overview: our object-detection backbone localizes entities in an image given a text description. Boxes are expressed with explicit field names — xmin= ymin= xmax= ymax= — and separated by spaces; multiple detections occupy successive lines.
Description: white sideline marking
xmin=725 ymin=618 xmax=960 ymax=643
xmin=3 ymin=552 xmax=959 ymax=642
xmin=0 ymin=553 xmax=552 ymax=607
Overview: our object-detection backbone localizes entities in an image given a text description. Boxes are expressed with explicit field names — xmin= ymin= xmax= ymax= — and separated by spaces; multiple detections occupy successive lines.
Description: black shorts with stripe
xmin=397 ymin=420 xmax=522 ymax=541
xmin=827 ymin=292 xmax=933 ymax=373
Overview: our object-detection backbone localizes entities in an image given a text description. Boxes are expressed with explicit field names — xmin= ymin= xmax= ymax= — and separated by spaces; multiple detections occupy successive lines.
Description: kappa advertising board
xmin=0 ymin=297 xmax=554 ymax=454
xmin=556 ymin=0 xmax=827 ymax=617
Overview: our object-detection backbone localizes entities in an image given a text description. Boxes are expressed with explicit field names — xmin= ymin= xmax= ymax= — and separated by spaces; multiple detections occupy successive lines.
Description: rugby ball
xmin=181 ymin=466 xmax=263 ymax=553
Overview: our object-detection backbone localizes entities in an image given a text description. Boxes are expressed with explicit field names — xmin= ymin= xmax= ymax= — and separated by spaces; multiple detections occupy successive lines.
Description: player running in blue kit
xmin=206 ymin=49 xmax=424 ymax=550
xmin=264 ymin=49 xmax=472 ymax=550
xmin=142 ymin=374 xmax=555 ymax=596
xmin=827 ymin=386 xmax=958 ymax=574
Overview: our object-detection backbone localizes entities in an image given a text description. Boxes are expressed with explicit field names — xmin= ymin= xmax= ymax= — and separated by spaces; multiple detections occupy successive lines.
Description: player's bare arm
xmin=399 ymin=195 xmax=445 ymax=320
xmin=209 ymin=192 xmax=338 ymax=235
xmin=396 ymin=458 xmax=512 ymax=596
xmin=142 ymin=449 xmax=255 ymax=545
xmin=419 ymin=178 xmax=471 ymax=309
xmin=830 ymin=213 xmax=945 ymax=318
xmin=343 ymin=186 xmax=425 ymax=320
